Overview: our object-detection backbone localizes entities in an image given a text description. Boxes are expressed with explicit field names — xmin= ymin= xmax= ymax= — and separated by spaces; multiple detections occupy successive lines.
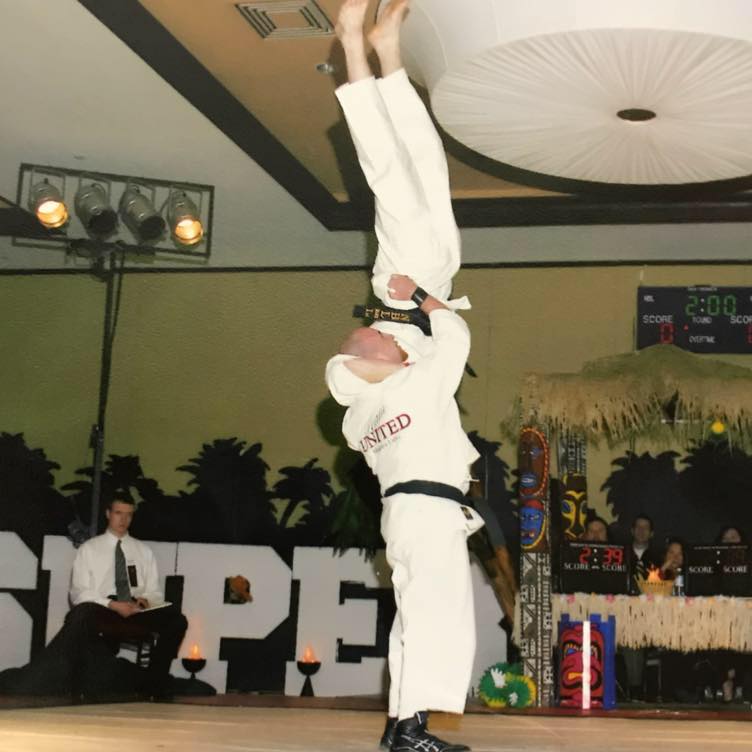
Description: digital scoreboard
xmin=560 ymin=542 xmax=630 ymax=594
xmin=686 ymin=544 xmax=751 ymax=597
xmin=636 ymin=286 xmax=752 ymax=354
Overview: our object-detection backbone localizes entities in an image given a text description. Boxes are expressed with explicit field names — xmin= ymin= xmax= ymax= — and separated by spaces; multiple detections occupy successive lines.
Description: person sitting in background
xmin=716 ymin=526 xmax=746 ymax=544
xmin=582 ymin=515 xmax=610 ymax=543
xmin=67 ymin=495 xmax=188 ymax=699
xmin=623 ymin=513 xmax=661 ymax=700
xmin=0 ymin=496 xmax=188 ymax=701
xmin=659 ymin=538 xmax=685 ymax=582
xmin=628 ymin=513 xmax=660 ymax=590
xmin=704 ymin=526 xmax=750 ymax=702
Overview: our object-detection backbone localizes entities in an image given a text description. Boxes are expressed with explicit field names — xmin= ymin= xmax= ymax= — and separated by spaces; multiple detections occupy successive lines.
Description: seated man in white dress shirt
xmin=66 ymin=495 xmax=187 ymax=699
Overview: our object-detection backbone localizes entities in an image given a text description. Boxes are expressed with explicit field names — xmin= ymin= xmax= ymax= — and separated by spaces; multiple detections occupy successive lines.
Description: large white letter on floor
xmin=285 ymin=547 xmax=392 ymax=696
xmin=175 ymin=543 xmax=292 ymax=692
xmin=0 ymin=533 xmax=38 ymax=669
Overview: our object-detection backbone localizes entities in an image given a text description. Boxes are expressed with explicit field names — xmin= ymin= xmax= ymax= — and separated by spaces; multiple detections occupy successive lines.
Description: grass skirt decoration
xmin=505 ymin=344 xmax=752 ymax=449
xmin=478 ymin=662 xmax=536 ymax=709
xmin=548 ymin=593 xmax=752 ymax=652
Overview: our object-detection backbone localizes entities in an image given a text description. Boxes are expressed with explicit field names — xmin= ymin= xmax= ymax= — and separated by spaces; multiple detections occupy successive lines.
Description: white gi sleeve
xmin=410 ymin=309 xmax=470 ymax=403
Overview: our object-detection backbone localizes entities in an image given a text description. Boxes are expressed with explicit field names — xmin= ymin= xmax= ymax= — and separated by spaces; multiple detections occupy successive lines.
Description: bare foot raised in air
xmin=336 ymin=0 xmax=372 ymax=82
xmin=368 ymin=0 xmax=409 ymax=75
xmin=335 ymin=0 xmax=370 ymax=44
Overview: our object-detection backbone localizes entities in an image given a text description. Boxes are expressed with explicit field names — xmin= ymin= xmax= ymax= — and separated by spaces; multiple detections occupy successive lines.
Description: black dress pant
xmin=65 ymin=602 xmax=188 ymax=694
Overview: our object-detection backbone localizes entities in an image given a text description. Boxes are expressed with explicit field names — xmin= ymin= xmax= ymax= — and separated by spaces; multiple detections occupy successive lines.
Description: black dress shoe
xmin=391 ymin=712 xmax=470 ymax=752
xmin=379 ymin=716 xmax=397 ymax=750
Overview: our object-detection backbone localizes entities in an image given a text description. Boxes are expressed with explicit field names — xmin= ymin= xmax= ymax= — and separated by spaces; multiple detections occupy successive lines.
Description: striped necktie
xmin=115 ymin=540 xmax=131 ymax=601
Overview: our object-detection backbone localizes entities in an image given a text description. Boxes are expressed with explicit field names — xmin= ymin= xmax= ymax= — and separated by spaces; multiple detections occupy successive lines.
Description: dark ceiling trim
xmin=452 ymin=196 xmax=752 ymax=228
xmin=77 ymin=0 xmax=752 ymax=231
xmin=2 ymin=257 xmax=752 ymax=277
xmin=326 ymin=195 xmax=752 ymax=230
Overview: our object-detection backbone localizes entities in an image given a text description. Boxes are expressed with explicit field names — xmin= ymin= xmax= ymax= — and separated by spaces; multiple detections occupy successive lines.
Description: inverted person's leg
xmin=336 ymin=0 xmax=373 ymax=83
xmin=335 ymin=1 xmax=439 ymax=309
xmin=370 ymin=0 xmax=459 ymax=301
xmin=371 ymin=1 xmax=450 ymax=202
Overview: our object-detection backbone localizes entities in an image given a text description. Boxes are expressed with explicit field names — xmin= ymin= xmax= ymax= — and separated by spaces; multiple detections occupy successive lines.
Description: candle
xmin=300 ymin=645 xmax=318 ymax=663
xmin=189 ymin=643 xmax=202 ymax=660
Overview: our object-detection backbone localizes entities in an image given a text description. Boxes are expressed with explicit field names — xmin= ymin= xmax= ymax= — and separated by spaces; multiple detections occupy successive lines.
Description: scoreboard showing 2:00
xmin=637 ymin=286 xmax=752 ymax=354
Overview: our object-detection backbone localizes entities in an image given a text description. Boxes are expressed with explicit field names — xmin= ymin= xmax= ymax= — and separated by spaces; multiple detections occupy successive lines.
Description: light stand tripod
xmin=87 ymin=246 xmax=127 ymax=537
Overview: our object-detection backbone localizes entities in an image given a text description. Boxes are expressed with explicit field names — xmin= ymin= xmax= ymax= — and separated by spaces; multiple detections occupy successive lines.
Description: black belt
xmin=383 ymin=479 xmax=506 ymax=547
xmin=383 ymin=480 xmax=468 ymax=505
xmin=353 ymin=304 xmax=431 ymax=335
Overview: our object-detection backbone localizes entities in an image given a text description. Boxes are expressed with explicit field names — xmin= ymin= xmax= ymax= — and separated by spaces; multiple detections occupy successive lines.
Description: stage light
xmin=74 ymin=180 xmax=117 ymax=237
xmin=166 ymin=188 xmax=204 ymax=246
xmin=119 ymin=183 xmax=165 ymax=243
xmin=28 ymin=180 xmax=68 ymax=229
xmin=17 ymin=163 xmax=213 ymax=259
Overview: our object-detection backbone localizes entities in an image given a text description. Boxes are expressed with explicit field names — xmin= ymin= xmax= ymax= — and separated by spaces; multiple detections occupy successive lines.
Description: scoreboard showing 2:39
xmin=637 ymin=286 xmax=752 ymax=354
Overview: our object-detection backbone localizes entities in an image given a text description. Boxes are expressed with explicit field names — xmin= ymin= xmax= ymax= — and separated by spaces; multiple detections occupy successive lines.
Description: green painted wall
xmin=2 ymin=263 xmax=752 ymax=515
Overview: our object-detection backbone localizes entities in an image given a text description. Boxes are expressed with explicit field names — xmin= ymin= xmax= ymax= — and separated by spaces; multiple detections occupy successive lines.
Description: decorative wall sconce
xmin=297 ymin=645 xmax=321 ymax=696
xmin=16 ymin=163 xmax=213 ymax=259
xmin=182 ymin=643 xmax=207 ymax=681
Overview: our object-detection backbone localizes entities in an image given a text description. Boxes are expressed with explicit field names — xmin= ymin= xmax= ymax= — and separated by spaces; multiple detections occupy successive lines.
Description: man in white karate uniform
xmin=326 ymin=2 xmax=481 ymax=750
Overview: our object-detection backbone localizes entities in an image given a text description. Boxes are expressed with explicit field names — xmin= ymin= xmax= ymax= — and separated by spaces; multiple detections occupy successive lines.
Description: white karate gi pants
xmin=382 ymin=493 xmax=481 ymax=719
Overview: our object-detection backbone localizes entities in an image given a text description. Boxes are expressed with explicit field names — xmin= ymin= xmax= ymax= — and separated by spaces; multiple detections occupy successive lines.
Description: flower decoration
xmin=478 ymin=662 xmax=537 ymax=708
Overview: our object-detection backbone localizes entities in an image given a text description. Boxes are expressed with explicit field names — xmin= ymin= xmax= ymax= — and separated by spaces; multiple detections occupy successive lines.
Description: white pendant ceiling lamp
xmin=385 ymin=0 xmax=752 ymax=186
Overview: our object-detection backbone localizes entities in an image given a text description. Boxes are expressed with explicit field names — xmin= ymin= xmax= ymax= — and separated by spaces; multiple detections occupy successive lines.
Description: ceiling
xmin=1 ymin=0 xmax=752 ymax=271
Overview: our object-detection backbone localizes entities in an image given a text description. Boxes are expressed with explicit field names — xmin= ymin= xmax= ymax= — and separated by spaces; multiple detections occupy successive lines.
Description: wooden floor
xmin=1 ymin=703 xmax=751 ymax=752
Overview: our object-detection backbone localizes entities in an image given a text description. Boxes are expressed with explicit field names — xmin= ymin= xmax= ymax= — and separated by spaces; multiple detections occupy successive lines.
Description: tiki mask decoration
xmin=518 ymin=427 xmax=549 ymax=499
xmin=558 ymin=623 xmax=605 ymax=707
xmin=520 ymin=498 xmax=547 ymax=552
xmin=560 ymin=473 xmax=588 ymax=540
xmin=518 ymin=426 xmax=550 ymax=552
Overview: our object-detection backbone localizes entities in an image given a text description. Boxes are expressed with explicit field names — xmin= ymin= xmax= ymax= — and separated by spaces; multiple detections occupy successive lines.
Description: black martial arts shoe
xmin=391 ymin=712 xmax=470 ymax=752
xmin=379 ymin=716 xmax=397 ymax=750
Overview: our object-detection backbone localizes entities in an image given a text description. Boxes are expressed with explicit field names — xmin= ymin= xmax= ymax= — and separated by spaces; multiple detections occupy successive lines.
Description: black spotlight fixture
xmin=74 ymin=180 xmax=118 ymax=237
xmin=28 ymin=179 xmax=69 ymax=229
xmin=18 ymin=163 xmax=213 ymax=259
xmin=119 ymin=183 xmax=166 ymax=243
xmin=166 ymin=188 xmax=204 ymax=246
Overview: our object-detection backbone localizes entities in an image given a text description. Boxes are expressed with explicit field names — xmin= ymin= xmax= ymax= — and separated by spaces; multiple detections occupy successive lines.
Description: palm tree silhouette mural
xmin=178 ymin=438 xmax=275 ymax=544
xmin=678 ymin=440 xmax=752 ymax=540
xmin=62 ymin=454 xmax=162 ymax=534
xmin=602 ymin=449 xmax=693 ymax=543
xmin=271 ymin=458 xmax=334 ymax=545
xmin=0 ymin=432 xmax=70 ymax=556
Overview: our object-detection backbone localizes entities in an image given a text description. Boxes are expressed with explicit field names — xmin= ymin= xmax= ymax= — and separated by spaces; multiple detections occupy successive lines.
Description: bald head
xmin=339 ymin=326 xmax=406 ymax=363
xmin=340 ymin=327 xmax=373 ymax=357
